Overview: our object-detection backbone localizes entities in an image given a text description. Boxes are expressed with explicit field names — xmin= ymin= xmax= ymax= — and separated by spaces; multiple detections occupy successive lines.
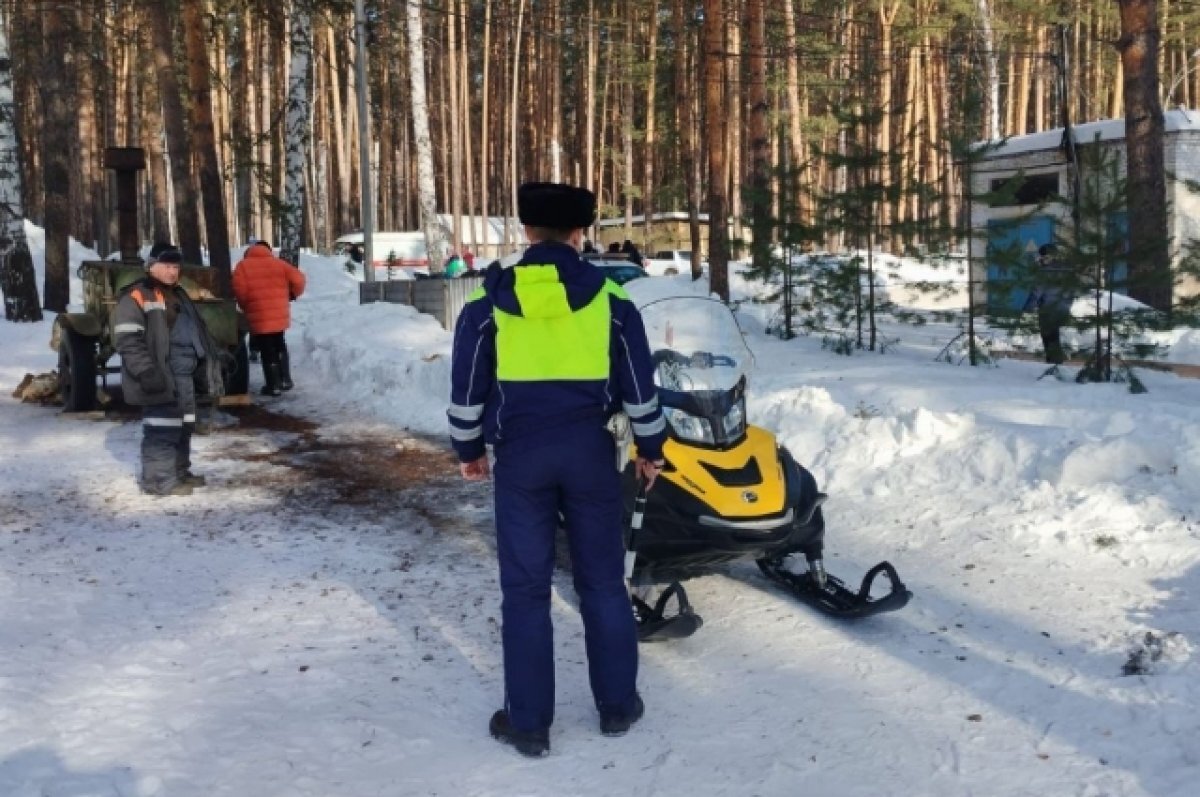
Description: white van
xmin=333 ymin=231 xmax=430 ymax=275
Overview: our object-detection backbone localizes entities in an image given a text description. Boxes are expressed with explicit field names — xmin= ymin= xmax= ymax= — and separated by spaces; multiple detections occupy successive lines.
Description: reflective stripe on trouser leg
xmin=142 ymin=403 xmax=184 ymax=492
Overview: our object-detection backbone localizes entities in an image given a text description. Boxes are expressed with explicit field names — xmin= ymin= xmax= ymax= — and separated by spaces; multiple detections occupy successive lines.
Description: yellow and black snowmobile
xmin=619 ymin=292 xmax=910 ymax=642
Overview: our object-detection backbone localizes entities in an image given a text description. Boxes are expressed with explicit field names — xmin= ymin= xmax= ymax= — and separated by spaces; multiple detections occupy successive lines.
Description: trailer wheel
xmin=58 ymin=328 xmax=98 ymax=412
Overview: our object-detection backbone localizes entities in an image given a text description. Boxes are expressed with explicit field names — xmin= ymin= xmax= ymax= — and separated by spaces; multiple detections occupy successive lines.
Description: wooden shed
xmin=969 ymin=109 xmax=1200 ymax=312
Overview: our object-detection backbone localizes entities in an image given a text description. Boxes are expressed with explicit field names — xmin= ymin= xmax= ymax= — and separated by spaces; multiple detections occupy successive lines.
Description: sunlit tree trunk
xmin=0 ymin=13 xmax=41 ymax=322
xmin=182 ymin=0 xmax=231 ymax=294
xmin=146 ymin=0 xmax=201 ymax=263
xmin=977 ymin=0 xmax=1000 ymax=139
xmin=747 ymin=0 xmax=770 ymax=271
xmin=280 ymin=1 xmax=314 ymax=266
xmin=41 ymin=6 xmax=74 ymax=312
xmin=642 ymin=0 xmax=658 ymax=249
xmin=703 ymin=0 xmax=729 ymax=300
xmin=673 ymin=0 xmax=702 ymax=278
xmin=622 ymin=0 xmax=635 ymax=242
xmin=405 ymin=0 xmax=450 ymax=270
xmin=1117 ymin=0 xmax=1171 ymax=312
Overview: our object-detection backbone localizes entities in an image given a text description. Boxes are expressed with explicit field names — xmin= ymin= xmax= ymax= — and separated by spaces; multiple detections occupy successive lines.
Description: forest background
xmin=0 ymin=0 xmax=1194 ymax=312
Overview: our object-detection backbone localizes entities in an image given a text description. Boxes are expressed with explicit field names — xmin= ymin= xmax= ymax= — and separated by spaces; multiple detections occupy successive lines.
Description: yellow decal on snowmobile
xmin=653 ymin=425 xmax=787 ymax=518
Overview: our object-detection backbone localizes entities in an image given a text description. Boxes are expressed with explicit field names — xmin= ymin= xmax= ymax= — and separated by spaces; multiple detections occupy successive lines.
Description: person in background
xmin=1025 ymin=242 xmax=1074 ymax=365
xmin=620 ymin=239 xmax=644 ymax=266
xmin=115 ymin=243 xmax=224 ymax=496
xmin=581 ymin=239 xmax=598 ymax=254
xmin=444 ymin=251 xmax=468 ymax=278
xmin=232 ymin=241 xmax=307 ymax=395
xmin=606 ymin=241 xmax=621 ymax=254
xmin=448 ymin=181 xmax=667 ymax=758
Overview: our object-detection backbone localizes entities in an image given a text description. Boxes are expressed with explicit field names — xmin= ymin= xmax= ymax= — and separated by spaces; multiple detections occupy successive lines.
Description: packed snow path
xmin=1 ymin=394 xmax=1196 ymax=797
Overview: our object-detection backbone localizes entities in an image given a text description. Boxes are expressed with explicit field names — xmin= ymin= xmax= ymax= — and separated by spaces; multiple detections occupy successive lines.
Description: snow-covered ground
xmin=1 ymin=225 xmax=1198 ymax=796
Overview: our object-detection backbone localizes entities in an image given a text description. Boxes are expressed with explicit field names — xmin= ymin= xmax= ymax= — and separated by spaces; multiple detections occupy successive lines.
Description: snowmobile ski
xmin=633 ymin=581 xmax=703 ymax=642
xmin=756 ymin=556 xmax=911 ymax=619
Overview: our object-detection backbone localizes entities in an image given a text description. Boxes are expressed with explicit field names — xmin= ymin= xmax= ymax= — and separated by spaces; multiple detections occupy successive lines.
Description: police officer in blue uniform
xmin=448 ymin=182 xmax=667 ymax=757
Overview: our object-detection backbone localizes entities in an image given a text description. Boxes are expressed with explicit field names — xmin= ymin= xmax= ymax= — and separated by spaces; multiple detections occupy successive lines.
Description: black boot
xmin=489 ymin=710 xmax=549 ymax=758
xmin=599 ymin=693 xmax=644 ymax=737
xmin=279 ymin=347 xmax=294 ymax=391
xmin=261 ymin=362 xmax=283 ymax=396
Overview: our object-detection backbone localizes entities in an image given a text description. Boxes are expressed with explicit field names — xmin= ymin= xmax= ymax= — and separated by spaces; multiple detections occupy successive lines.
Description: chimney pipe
xmin=103 ymin=147 xmax=146 ymax=263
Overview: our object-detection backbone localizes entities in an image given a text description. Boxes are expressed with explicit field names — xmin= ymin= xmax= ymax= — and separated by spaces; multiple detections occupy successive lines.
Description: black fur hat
xmin=518 ymin=182 xmax=596 ymax=230
xmin=146 ymin=241 xmax=182 ymax=268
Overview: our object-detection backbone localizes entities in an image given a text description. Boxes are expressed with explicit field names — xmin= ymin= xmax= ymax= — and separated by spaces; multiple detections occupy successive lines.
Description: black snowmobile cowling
xmin=617 ymin=289 xmax=911 ymax=641
xmin=621 ymin=429 xmax=824 ymax=584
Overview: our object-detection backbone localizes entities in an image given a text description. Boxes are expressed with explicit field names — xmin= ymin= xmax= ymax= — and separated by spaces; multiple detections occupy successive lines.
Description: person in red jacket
xmin=232 ymin=241 xmax=307 ymax=396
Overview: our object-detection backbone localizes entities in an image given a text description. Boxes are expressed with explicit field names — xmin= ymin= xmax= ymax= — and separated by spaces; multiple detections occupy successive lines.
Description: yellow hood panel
xmin=646 ymin=425 xmax=787 ymax=518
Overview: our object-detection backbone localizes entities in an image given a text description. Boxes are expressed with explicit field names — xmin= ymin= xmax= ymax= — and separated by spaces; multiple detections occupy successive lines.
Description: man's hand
xmin=635 ymin=457 xmax=665 ymax=490
xmin=460 ymin=456 xmax=491 ymax=481
xmin=139 ymin=368 xmax=168 ymax=394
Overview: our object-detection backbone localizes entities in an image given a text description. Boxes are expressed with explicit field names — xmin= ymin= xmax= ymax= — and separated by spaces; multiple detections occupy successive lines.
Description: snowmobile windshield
xmin=637 ymin=297 xmax=755 ymax=447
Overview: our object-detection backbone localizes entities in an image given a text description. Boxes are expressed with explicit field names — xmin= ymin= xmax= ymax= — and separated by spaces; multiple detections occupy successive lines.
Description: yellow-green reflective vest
xmin=491 ymin=264 xmax=626 ymax=381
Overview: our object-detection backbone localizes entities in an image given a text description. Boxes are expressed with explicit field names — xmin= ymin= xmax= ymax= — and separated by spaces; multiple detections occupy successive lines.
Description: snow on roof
xmin=435 ymin=215 xmax=521 ymax=244
xmin=974 ymin=108 xmax=1200 ymax=159
xmin=597 ymin=211 xmax=711 ymax=227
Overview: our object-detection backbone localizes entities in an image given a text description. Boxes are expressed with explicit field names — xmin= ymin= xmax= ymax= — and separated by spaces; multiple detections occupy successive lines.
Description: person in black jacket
xmin=114 ymin=243 xmax=223 ymax=496
xmin=620 ymin=239 xmax=644 ymax=266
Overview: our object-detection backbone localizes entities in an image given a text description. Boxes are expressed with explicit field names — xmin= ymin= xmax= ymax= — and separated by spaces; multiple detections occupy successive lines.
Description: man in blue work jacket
xmin=448 ymin=181 xmax=667 ymax=758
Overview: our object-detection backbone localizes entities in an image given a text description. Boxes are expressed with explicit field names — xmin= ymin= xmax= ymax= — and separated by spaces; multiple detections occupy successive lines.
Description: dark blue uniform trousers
xmin=493 ymin=422 xmax=639 ymax=733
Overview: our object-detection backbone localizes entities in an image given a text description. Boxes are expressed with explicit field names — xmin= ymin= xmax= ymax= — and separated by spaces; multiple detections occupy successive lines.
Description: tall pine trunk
xmin=703 ymin=0 xmax=729 ymax=300
xmin=146 ymin=0 xmax=202 ymax=263
xmin=41 ymin=6 xmax=74 ymax=312
xmin=746 ymin=0 xmax=770 ymax=272
xmin=182 ymin=0 xmax=231 ymax=295
xmin=1117 ymin=0 xmax=1171 ymax=312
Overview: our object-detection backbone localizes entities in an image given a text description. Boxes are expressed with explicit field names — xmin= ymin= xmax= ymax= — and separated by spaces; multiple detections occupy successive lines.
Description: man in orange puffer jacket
xmin=232 ymin=241 xmax=307 ymax=396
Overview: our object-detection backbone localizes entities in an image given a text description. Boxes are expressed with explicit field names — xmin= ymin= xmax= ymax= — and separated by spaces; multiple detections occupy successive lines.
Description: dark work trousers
xmin=171 ymin=366 xmax=198 ymax=476
xmin=252 ymin=331 xmax=286 ymax=379
xmin=1038 ymin=305 xmax=1069 ymax=365
xmin=492 ymin=422 xmax=639 ymax=733
xmin=141 ymin=402 xmax=186 ymax=493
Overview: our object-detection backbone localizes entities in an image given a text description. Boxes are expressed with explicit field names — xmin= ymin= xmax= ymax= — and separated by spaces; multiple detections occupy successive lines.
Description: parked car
xmin=583 ymin=253 xmax=649 ymax=285
xmin=644 ymin=249 xmax=705 ymax=276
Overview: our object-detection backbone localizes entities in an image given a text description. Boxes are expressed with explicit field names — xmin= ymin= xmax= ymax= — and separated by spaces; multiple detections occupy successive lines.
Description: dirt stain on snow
xmin=217 ymin=405 xmax=462 ymax=509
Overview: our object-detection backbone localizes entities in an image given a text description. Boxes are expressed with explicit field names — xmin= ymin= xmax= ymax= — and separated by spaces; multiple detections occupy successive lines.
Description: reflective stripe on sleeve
xmin=142 ymin=301 xmax=167 ymax=312
xmin=144 ymin=417 xmax=185 ymax=428
xmin=449 ymin=424 xmax=483 ymax=442
xmin=448 ymin=403 xmax=485 ymax=422
xmin=623 ymin=396 xmax=659 ymax=418
xmin=632 ymin=417 xmax=667 ymax=437
xmin=114 ymin=323 xmax=144 ymax=335
xmin=183 ymin=414 xmax=197 ymax=423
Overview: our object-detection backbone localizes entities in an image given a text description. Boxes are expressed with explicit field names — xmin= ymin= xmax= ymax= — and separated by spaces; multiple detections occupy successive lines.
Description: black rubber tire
xmin=58 ymin=328 xmax=98 ymax=412
xmin=226 ymin=334 xmax=251 ymax=395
